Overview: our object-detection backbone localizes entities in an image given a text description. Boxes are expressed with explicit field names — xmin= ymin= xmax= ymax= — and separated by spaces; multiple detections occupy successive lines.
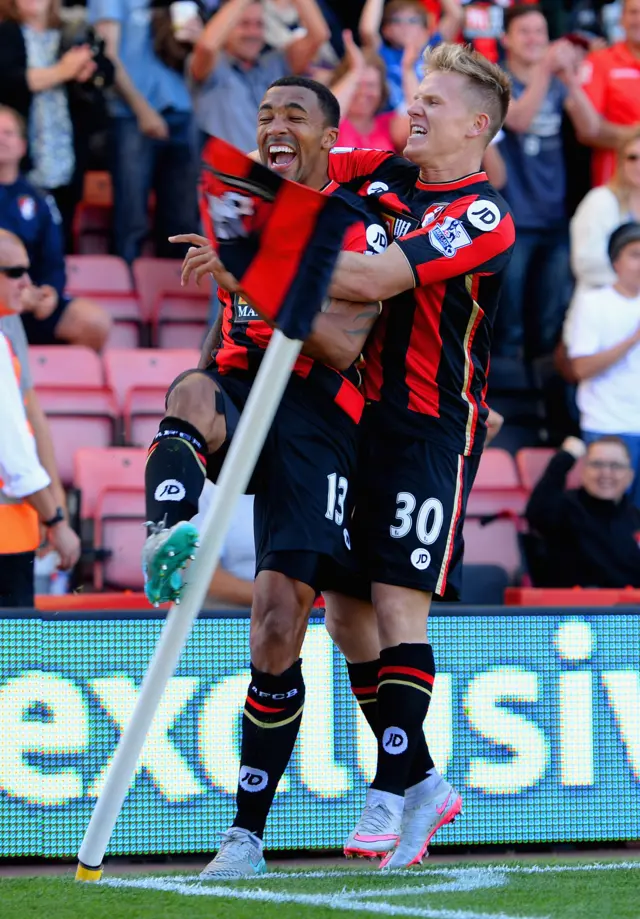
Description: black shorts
xmin=20 ymin=295 xmax=70 ymax=345
xmin=325 ymin=413 xmax=481 ymax=601
xmin=171 ymin=368 xmax=359 ymax=591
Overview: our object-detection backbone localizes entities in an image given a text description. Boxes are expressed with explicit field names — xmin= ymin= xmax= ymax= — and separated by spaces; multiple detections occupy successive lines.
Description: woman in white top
xmin=570 ymin=128 xmax=640 ymax=297
xmin=565 ymin=223 xmax=640 ymax=507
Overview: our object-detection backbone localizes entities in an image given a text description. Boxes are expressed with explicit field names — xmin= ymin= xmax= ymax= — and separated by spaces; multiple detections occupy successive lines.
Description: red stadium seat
xmin=72 ymin=171 xmax=113 ymax=255
xmin=463 ymin=517 xmax=522 ymax=582
xmin=516 ymin=448 xmax=583 ymax=492
xmin=466 ymin=448 xmax=529 ymax=516
xmin=103 ymin=348 xmax=199 ymax=445
xmin=30 ymin=346 xmax=117 ymax=486
xmin=74 ymin=447 xmax=147 ymax=589
xmin=133 ymin=257 xmax=211 ymax=348
xmin=65 ymin=255 xmax=143 ymax=348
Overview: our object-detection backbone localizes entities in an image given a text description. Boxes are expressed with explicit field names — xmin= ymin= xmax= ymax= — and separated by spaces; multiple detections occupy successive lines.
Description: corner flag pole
xmin=76 ymin=330 xmax=302 ymax=881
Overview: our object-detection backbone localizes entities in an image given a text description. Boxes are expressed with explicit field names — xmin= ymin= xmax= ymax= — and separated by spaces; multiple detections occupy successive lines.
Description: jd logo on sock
xmin=239 ymin=766 xmax=268 ymax=793
xmin=155 ymin=479 xmax=186 ymax=502
xmin=382 ymin=727 xmax=408 ymax=755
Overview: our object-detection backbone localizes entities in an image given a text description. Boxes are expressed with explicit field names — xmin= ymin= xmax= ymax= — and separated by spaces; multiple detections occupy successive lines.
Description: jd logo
xmin=382 ymin=727 xmax=408 ymax=755
xmin=154 ymin=479 xmax=186 ymax=502
xmin=466 ymin=199 xmax=500 ymax=232
xmin=239 ymin=766 xmax=268 ymax=792
xmin=411 ymin=548 xmax=431 ymax=570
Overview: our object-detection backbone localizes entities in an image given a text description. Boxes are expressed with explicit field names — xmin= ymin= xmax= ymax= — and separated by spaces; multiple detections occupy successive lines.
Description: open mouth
xmin=409 ymin=125 xmax=428 ymax=139
xmin=267 ymin=143 xmax=298 ymax=172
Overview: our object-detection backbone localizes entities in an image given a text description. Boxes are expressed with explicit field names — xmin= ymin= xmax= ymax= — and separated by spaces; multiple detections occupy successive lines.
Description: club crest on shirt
xmin=232 ymin=293 xmax=259 ymax=323
xmin=429 ymin=217 xmax=472 ymax=259
xmin=421 ymin=203 xmax=448 ymax=228
xmin=17 ymin=195 xmax=36 ymax=221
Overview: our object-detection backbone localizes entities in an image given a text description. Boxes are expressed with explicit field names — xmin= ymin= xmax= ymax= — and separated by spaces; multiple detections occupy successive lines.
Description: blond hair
xmin=423 ymin=43 xmax=512 ymax=143
xmin=608 ymin=127 xmax=640 ymax=211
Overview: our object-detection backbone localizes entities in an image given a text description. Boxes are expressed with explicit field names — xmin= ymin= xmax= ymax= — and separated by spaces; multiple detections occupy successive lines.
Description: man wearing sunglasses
xmin=0 ymin=230 xmax=80 ymax=607
xmin=526 ymin=434 xmax=640 ymax=588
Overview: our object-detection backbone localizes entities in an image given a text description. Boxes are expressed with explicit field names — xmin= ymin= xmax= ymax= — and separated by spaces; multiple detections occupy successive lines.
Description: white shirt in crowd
xmin=191 ymin=480 xmax=255 ymax=582
xmin=565 ymin=285 xmax=640 ymax=435
xmin=0 ymin=331 xmax=50 ymax=499
xmin=570 ymin=185 xmax=630 ymax=297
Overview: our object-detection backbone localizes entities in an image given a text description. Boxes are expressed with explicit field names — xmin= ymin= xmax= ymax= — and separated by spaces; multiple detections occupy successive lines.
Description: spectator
xmin=264 ymin=0 xmax=338 ymax=73
xmin=580 ymin=0 xmax=640 ymax=186
xmin=0 ymin=229 xmax=80 ymax=606
xmin=0 ymin=0 xmax=114 ymax=252
xmin=190 ymin=0 xmax=330 ymax=153
xmin=493 ymin=4 xmax=600 ymax=360
xmin=526 ymin=435 xmax=640 ymax=587
xmin=564 ymin=221 xmax=640 ymax=504
xmin=0 ymin=105 xmax=111 ymax=350
xmin=329 ymin=31 xmax=409 ymax=153
xmin=359 ymin=0 xmax=462 ymax=110
xmin=88 ymin=0 xmax=201 ymax=265
xmin=570 ymin=128 xmax=640 ymax=298
xmin=192 ymin=481 xmax=255 ymax=607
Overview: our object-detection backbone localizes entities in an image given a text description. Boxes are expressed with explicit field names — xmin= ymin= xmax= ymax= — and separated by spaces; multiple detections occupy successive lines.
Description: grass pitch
xmin=1 ymin=858 xmax=639 ymax=919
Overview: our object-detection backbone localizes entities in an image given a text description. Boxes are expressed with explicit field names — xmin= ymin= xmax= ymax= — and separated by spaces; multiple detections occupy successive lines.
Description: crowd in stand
xmin=0 ymin=0 xmax=638 ymax=603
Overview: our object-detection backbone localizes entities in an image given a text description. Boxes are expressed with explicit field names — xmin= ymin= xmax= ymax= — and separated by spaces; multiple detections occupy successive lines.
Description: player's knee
xmin=373 ymin=585 xmax=432 ymax=647
xmin=251 ymin=579 xmax=309 ymax=673
xmin=166 ymin=373 xmax=222 ymax=449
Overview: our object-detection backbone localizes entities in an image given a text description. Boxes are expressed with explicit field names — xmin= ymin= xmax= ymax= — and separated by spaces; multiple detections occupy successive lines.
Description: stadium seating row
xmin=65 ymin=255 xmax=213 ymax=349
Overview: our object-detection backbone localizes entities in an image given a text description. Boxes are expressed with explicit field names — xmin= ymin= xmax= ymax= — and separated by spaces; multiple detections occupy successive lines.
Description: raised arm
xmin=284 ymin=0 xmax=331 ymax=75
xmin=556 ymin=43 xmax=601 ymax=142
xmin=358 ymin=0 xmax=384 ymax=50
xmin=190 ymin=0 xmax=255 ymax=83
xmin=526 ymin=440 xmax=582 ymax=533
xmin=437 ymin=0 xmax=464 ymax=43
xmin=329 ymin=31 xmax=366 ymax=118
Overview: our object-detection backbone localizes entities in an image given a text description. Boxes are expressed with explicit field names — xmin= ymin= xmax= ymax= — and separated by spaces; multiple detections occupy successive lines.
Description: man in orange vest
xmin=0 ymin=230 xmax=80 ymax=607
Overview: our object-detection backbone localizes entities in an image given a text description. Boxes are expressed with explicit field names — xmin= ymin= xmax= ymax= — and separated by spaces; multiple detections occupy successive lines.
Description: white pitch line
xmin=152 ymin=860 xmax=640 ymax=883
xmin=341 ymin=868 xmax=509 ymax=899
xmin=102 ymin=875 xmax=545 ymax=919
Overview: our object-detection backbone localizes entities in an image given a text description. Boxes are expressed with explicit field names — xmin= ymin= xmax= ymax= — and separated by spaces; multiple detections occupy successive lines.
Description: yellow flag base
xmin=75 ymin=863 xmax=103 ymax=882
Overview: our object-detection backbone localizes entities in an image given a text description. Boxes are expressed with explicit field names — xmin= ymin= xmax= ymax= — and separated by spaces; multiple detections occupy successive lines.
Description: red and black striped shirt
xmin=210 ymin=181 xmax=388 ymax=426
xmin=328 ymin=149 xmax=516 ymax=455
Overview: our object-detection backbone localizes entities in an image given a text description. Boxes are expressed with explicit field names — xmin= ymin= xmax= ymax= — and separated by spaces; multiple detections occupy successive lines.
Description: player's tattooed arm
xmin=198 ymin=309 xmax=224 ymax=369
xmin=302 ymin=299 xmax=382 ymax=370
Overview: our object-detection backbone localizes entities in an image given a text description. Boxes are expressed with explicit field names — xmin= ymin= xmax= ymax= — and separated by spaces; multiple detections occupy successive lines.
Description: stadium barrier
xmin=1 ymin=608 xmax=639 ymax=857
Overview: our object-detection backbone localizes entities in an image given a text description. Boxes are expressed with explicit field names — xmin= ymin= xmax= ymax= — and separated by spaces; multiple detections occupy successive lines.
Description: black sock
xmin=406 ymin=733 xmax=436 ymax=788
xmin=145 ymin=417 xmax=207 ymax=527
xmin=233 ymin=660 xmax=305 ymax=839
xmin=372 ymin=643 xmax=436 ymax=796
xmin=347 ymin=659 xmax=379 ymax=738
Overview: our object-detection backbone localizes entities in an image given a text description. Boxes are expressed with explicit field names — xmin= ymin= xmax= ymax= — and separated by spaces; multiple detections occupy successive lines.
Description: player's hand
xmin=47 ymin=521 xmax=81 ymax=570
xmin=169 ymin=233 xmax=218 ymax=286
xmin=169 ymin=234 xmax=241 ymax=292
